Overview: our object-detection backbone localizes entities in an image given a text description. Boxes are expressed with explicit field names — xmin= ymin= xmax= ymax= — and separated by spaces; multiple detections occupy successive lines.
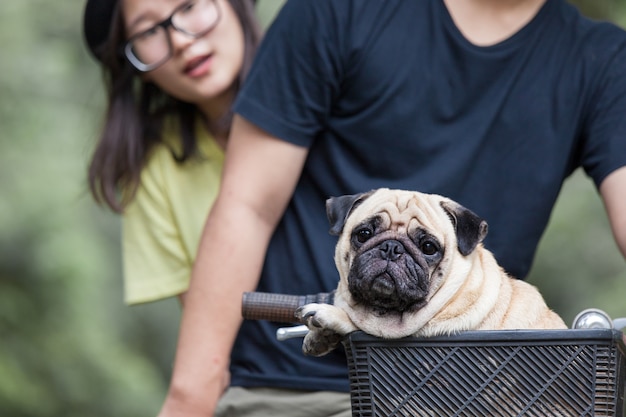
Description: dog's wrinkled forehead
xmin=327 ymin=189 xmax=488 ymax=257
xmin=347 ymin=190 xmax=446 ymax=234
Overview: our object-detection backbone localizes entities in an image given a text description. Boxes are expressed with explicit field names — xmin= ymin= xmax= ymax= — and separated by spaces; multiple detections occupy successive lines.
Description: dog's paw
xmin=295 ymin=303 xmax=357 ymax=356
xmin=301 ymin=327 xmax=343 ymax=356
xmin=295 ymin=303 xmax=351 ymax=332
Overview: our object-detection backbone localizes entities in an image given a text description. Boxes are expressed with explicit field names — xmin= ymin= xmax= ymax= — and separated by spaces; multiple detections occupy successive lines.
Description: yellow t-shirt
xmin=122 ymin=125 xmax=223 ymax=304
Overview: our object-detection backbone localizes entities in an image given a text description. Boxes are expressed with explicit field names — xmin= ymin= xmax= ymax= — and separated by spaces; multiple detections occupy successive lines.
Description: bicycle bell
xmin=572 ymin=308 xmax=615 ymax=329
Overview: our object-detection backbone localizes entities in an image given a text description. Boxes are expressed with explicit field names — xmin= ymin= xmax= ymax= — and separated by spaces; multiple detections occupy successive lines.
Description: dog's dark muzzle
xmin=348 ymin=238 xmax=430 ymax=314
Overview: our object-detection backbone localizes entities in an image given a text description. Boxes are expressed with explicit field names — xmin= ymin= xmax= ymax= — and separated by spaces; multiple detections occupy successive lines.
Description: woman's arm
xmin=158 ymin=115 xmax=309 ymax=416
xmin=600 ymin=166 xmax=626 ymax=259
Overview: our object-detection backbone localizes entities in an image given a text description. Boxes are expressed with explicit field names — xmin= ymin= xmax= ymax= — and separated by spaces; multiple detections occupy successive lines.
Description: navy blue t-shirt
xmin=231 ymin=0 xmax=626 ymax=392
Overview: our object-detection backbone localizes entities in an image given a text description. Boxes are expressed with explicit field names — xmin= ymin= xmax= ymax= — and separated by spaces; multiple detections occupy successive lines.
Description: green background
xmin=0 ymin=1 xmax=624 ymax=415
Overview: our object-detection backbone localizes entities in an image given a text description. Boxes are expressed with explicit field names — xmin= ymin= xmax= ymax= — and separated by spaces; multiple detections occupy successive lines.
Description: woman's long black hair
xmin=87 ymin=0 xmax=262 ymax=212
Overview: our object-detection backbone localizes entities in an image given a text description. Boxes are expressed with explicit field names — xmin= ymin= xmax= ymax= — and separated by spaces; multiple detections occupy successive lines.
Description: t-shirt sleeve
xmin=122 ymin=149 xmax=190 ymax=305
xmin=234 ymin=0 xmax=345 ymax=148
xmin=581 ymin=40 xmax=626 ymax=187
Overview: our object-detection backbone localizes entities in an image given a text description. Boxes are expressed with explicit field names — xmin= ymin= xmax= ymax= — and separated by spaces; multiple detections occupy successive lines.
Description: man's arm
xmin=599 ymin=166 xmax=626 ymax=259
xmin=158 ymin=115 xmax=309 ymax=416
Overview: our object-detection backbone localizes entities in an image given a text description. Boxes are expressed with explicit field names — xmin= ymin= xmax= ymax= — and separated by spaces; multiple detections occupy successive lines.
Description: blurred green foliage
xmin=0 ymin=1 xmax=624 ymax=416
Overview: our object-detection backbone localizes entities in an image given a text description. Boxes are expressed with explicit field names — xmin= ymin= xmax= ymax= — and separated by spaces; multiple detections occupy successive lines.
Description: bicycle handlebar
xmin=241 ymin=291 xmax=334 ymax=323
xmin=241 ymin=292 xmax=625 ymax=342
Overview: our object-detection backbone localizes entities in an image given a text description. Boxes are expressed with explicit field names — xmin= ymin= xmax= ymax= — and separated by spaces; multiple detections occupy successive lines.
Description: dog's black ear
xmin=326 ymin=191 xmax=375 ymax=236
xmin=440 ymin=200 xmax=488 ymax=256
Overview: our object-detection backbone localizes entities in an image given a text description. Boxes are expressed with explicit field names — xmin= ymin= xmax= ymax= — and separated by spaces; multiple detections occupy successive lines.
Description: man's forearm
xmin=159 ymin=115 xmax=309 ymax=416
xmin=600 ymin=166 xmax=626 ymax=260
xmin=161 ymin=199 xmax=275 ymax=415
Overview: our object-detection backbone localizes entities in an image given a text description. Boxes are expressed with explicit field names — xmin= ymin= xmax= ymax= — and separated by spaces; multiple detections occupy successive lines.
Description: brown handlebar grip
xmin=241 ymin=291 xmax=334 ymax=323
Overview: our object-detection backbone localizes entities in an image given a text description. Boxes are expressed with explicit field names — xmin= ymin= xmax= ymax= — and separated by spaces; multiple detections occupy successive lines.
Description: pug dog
xmin=295 ymin=188 xmax=566 ymax=356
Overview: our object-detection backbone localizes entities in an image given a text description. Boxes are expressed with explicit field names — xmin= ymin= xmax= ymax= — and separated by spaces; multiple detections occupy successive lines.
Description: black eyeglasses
xmin=124 ymin=0 xmax=221 ymax=72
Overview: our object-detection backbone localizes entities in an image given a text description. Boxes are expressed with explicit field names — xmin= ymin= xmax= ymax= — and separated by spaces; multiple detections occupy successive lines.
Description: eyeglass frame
xmin=123 ymin=0 xmax=222 ymax=73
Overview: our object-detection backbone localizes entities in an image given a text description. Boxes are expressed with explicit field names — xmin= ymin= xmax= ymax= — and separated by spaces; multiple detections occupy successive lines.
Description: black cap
xmin=83 ymin=0 xmax=118 ymax=61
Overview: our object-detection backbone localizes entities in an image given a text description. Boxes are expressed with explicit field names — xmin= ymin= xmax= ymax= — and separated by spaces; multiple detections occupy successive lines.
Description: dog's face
xmin=327 ymin=188 xmax=488 ymax=319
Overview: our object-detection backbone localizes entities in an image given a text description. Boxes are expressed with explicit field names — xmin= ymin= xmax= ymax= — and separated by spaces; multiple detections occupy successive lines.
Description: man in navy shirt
xmin=159 ymin=1 xmax=626 ymax=416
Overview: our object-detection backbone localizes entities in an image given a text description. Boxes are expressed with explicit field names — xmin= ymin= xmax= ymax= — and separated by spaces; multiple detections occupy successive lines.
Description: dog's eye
xmin=421 ymin=241 xmax=438 ymax=256
xmin=355 ymin=228 xmax=373 ymax=244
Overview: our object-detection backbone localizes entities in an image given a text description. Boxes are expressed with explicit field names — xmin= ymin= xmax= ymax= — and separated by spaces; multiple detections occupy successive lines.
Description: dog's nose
xmin=380 ymin=240 xmax=405 ymax=261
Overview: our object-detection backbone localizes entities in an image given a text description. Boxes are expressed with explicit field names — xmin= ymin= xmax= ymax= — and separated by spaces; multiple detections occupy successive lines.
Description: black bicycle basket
xmin=342 ymin=329 xmax=626 ymax=417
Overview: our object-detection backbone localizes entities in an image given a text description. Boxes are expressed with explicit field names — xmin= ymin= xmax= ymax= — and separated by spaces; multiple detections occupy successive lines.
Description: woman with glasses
xmin=83 ymin=0 xmax=261 ymax=305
